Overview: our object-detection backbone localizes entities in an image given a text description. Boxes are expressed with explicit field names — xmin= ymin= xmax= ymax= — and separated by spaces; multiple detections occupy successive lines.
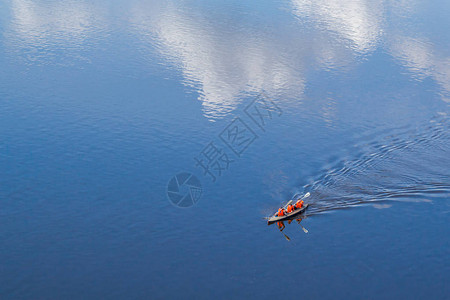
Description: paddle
xmin=275 ymin=221 xmax=290 ymax=241
xmin=300 ymin=224 xmax=309 ymax=233
xmin=298 ymin=193 xmax=310 ymax=233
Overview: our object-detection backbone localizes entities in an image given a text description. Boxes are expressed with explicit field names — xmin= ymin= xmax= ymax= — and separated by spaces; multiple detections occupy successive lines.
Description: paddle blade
xmin=303 ymin=192 xmax=311 ymax=199
xmin=301 ymin=225 xmax=309 ymax=233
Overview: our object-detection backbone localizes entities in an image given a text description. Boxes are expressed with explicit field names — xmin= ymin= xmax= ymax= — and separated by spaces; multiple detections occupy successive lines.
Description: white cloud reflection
xmin=132 ymin=0 xmax=449 ymax=119
xmin=11 ymin=0 xmax=93 ymax=37
xmin=131 ymin=3 xmax=309 ymax=119
xmin=6 ymin=0 xmax=450 ymax=117
xmin=291 ymin=0 xmax=450 ymax=102
xmin=291 ymin=0 xmax=384 ymax=53
xmin=8 ymin=0 xmax=105 ymax=66
xmin=389 ymin=35 xmax=450 ymax=102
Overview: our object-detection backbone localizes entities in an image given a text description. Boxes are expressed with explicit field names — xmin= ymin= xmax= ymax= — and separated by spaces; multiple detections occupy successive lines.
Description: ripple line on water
xmin=300 ymin=114 xmax=450 ymax=215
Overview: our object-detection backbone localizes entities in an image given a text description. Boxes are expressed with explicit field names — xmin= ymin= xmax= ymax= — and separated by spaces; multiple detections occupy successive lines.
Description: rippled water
xmin=1 ymin=0 xmax=449 ymax=299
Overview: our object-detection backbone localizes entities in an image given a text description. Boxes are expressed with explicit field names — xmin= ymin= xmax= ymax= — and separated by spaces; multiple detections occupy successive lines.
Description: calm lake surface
xmin=1 ymin=0 xmax=449 ymax=299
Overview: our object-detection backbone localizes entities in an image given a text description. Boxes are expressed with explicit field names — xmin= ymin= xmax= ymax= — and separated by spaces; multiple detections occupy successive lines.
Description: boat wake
xmin=300 ymin=113 xmax=450 ymax=215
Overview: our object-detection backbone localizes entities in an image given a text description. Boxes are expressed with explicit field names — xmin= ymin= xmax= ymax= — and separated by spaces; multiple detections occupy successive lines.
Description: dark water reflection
xmin=1 ymin=0 xmax=449 ymax=299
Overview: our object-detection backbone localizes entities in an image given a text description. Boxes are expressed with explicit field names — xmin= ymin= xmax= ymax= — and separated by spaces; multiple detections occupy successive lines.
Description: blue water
xmin=1 ymin=0 xmax=449 ymax=299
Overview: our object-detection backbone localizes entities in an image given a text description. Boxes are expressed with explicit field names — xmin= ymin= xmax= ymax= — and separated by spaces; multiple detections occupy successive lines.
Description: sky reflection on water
xmin=5 ymin=0 xmax=450 ymax=118
xmin=1 ymin=0 xmax=449 ymax=299
xmin=128 ymin=0 xmax=450 ymax=119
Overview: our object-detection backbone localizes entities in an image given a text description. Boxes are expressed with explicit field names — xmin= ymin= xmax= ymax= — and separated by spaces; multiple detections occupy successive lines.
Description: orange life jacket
xmin=277 ymin=208 xmax=285 ymax=216
xmin=295 ymin=200 xmax=304 ymax=209
xmin=287 ymin=204 xmax=294 ymax=213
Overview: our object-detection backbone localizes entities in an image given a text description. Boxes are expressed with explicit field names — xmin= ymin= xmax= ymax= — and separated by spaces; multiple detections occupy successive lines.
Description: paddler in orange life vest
xmin=286 ymin=203 xmax=295 ymax=213
xmin=295 ymin=199 xmax=304 ymax=209
xmin=277 ymin=207 xmax=285 ymax=217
